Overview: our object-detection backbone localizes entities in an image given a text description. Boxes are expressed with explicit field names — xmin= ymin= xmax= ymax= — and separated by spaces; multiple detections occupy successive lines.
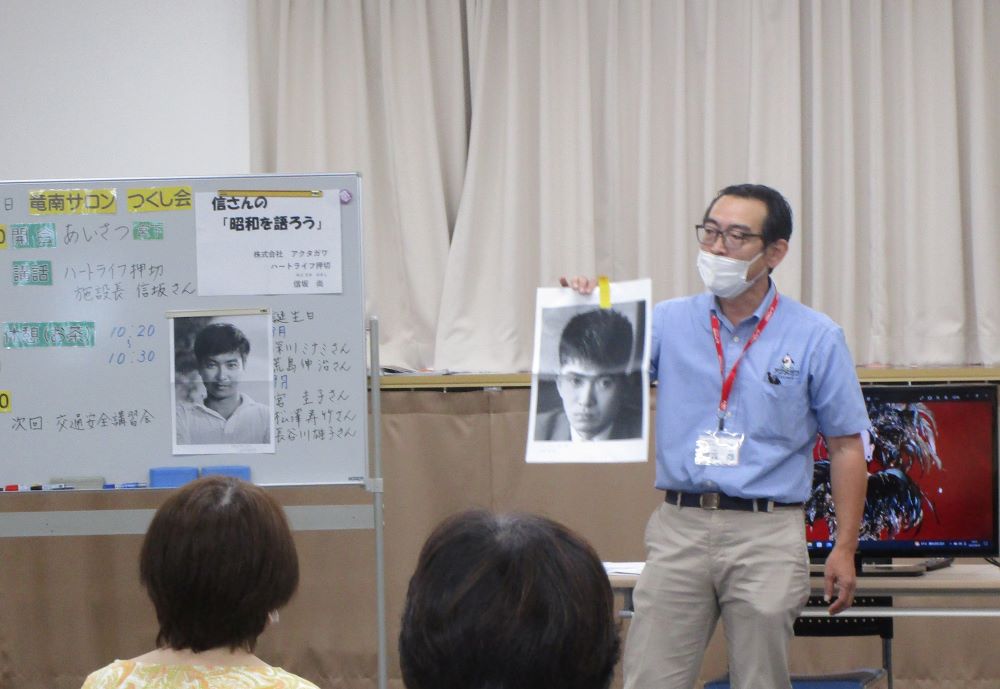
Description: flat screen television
xmin=806 ymin=383 xmax=999 ymax=569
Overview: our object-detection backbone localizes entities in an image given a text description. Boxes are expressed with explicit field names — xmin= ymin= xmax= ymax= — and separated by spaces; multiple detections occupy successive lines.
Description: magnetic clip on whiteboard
xmin=216 ymin=189 xmax=323 ymax=198
xmin=166 ymin=307 xmax=270 ymax=319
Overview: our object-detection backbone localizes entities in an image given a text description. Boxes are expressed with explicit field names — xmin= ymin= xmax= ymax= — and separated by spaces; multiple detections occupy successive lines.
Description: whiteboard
xmin=0 ymin=174 xmax=368 ymax=487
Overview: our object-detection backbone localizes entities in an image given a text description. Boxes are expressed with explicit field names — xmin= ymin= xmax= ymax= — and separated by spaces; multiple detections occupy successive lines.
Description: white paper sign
xmin=194 ymin=191 xmax=343 ymax=295
xmin=526 ymin=278 xmax=652 ymax=463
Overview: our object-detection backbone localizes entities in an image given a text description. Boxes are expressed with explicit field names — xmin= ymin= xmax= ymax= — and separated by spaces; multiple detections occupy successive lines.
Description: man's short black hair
xmin=399 ymin=510 xmax=621 ymax=689
xmin=139 ymin=476 xmax=299 ymax=652
xmin=193 ymin=322 xmax=251 ymax=364
xmin=706 ymin=183 xmax=793 ymax=245
xmin=558 ymin=308 xmax=633 ymax=373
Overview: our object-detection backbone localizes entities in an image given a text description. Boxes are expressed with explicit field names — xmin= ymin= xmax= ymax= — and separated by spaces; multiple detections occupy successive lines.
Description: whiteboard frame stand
xmin=367 ymin=316 xmax=388 ymax=689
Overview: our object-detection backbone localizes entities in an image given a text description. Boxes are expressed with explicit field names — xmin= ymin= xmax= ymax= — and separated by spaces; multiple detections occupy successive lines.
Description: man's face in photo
xmin=198 ymin=350 xmax=245 ymax=403
xmin=555 ymin=358 xmax=624 ymax=440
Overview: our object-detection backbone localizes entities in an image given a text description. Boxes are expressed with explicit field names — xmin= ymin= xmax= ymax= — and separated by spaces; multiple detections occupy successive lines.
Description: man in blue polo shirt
xmin=562 ymin=184 xmax=869 ymax=689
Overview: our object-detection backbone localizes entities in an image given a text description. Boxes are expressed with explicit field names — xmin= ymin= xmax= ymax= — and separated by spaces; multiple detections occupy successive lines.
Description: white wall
xmin=0 ymin=0 xmax=250 ymax=181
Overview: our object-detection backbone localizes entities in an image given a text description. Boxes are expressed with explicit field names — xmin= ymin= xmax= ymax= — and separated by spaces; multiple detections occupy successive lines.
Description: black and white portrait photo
xmin=170 ymin=311 xmax=275 ymax=455
xmin=527 ymin=279 xmax=651 ymax=463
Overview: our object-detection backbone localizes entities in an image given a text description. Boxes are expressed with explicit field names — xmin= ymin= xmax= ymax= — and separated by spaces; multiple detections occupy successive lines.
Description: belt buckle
xmin=699 ymin=492 xmax=721 ymax=510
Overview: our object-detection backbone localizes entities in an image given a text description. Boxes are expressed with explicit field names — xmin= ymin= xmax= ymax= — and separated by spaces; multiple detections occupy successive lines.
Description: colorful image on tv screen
xmin=805 ymin=387 xmax=997 ymax=550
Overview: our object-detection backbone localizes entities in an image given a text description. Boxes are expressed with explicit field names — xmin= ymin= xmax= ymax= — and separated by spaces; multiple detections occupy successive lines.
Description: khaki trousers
xmin=623 ymin=501 xmax=810 ymax=689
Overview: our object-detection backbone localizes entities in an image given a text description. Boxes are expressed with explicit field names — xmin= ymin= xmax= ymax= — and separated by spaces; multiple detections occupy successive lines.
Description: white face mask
xmin=696 ymin=249 xmax=764 ymax=299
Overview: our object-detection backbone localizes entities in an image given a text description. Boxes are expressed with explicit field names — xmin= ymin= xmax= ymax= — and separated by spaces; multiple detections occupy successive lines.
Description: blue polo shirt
xmin=650 ymin=281 xmax=870 ymax=503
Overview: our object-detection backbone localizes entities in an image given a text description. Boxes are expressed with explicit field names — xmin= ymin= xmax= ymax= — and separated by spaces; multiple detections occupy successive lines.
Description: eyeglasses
xmin=695 ymin=223 xmax=764 ymax=250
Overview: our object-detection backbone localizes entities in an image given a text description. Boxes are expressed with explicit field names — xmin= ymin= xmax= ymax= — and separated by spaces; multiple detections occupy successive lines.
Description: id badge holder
xmin=694 ymin=429 xmax=744 ymax=467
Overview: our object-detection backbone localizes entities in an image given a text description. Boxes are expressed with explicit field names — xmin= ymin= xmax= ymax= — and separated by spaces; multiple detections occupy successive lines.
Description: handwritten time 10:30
xmin=107 ymin=323 xmax=157 ymax=365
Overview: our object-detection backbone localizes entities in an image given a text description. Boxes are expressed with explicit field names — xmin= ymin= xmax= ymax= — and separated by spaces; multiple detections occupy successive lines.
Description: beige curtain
xmin=800 ymin=0 xmax=1000 ymax=365
xmin=249 ymin=0 xmax=468 ymax=368
xmin=249 ymin=0 xmax=1000 ymax=372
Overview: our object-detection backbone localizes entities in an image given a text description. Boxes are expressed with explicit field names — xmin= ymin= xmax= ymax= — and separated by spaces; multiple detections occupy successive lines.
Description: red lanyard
xmin=710 ymin=292 xmax=779 ymax=430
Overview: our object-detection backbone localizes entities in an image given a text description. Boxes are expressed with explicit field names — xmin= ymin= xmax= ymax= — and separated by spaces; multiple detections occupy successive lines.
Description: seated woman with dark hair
xmin=399 ymin=510 xmax=621 ymax=689
xmin=81 ymin=476 xmax=319 ymax=689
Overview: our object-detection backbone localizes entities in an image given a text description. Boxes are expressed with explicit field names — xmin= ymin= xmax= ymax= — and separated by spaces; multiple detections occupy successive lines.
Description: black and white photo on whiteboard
xmin=170 ymin=313 xmax=275 ymax=454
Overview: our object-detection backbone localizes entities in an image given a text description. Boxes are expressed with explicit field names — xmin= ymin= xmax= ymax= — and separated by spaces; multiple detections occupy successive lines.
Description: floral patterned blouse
xmin=81 ymin=660 xmax=321 ymax=689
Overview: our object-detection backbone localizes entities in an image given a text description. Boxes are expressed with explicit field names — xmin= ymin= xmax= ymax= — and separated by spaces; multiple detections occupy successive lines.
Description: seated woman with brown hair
xmin=399 ymin=509 xmax=621 ymax=689
xmin=81 ymin=476 xmax=319 ymax=689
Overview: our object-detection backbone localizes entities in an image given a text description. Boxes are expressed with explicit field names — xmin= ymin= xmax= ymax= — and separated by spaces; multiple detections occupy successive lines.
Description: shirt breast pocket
xmin=750 ymin=378 xmax=810 ymax=442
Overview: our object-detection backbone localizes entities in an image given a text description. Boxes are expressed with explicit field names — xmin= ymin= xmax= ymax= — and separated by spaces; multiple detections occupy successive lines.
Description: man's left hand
xmin=823 ymin=544 xmax=857 ymax=615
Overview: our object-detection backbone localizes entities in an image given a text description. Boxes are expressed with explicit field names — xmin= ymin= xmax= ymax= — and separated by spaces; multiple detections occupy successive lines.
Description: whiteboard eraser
xmin=49 ymin=476 xmax=105 ymax=490
xmin=149 ymin=467 xmax=199 ymax=488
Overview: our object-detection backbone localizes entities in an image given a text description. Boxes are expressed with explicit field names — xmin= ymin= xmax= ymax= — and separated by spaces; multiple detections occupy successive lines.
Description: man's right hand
xmin=559 ymin=276 xmax=598 ymax=295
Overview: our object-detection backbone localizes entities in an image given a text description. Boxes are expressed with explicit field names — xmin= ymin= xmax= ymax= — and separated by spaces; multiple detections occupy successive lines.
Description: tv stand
xmin=860 ymin=561 xmax=926 ymax=577
xmin=808 ymin=556 xmax=955 ymax=577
